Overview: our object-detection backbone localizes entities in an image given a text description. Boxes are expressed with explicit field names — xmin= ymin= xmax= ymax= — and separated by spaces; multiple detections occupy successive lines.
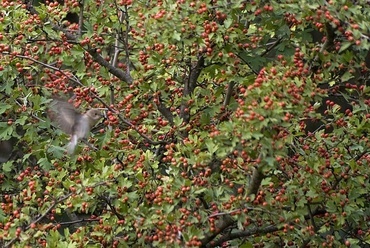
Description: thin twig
xmin=13 ymin=54 xmax=82 ymax=85
xmin=208 ymin=206 xmax=278 ymax=219
xmin=91 ymin=93 xmax=166 ymax=145
xmin=111 ymin=4 xmax=125 ymax=67
xmin=123 ymin=5 xmax=131 ymax=74
xmin=59 ymin=217 xmax=100 ymax=226
xmin=4 ymin=193 xmax=73 ymax=248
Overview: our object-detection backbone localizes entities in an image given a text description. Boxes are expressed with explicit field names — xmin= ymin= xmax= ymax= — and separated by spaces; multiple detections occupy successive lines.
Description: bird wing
xmin=48 ymin=98 xmax=81 ymax=135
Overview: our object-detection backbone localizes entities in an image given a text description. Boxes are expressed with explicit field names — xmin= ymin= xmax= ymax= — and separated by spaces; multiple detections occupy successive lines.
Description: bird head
xmin=86 ymin=109 xmax=103 ymax=121
xmin=85 ymin=108 xmax=104 ymax=128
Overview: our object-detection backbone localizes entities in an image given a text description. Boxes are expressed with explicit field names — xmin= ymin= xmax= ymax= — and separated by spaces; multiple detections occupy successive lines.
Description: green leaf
xmin=47 ymin=145 xmax=66 ymax=159
xmin=172 ymin=31 xmax=181 ymax=41
xmin=326 ymin=200 xmax=338 ymax=213
xmin=265 ymin=156 xmax=275 ymax=167
xmin=1 ymin=161 xmax=13 ymax=172
xmin=261 ymin=177 xmax=272 ymax=186
xmin=37 ymin=157 xmax=52 ymax=170
xmin=0 ymin=80 xmax=14 ymax=95
xmin=341 ymin=71 xmax=354 ymax=82
xmin=224 ymin=18 xmax=232 ymax=28
xmin=339 ymin=41 xmax=352 ymax=53
xmin=240 ymin=243 xmax=253 ymax=248
xmin=0 ymin=104 xmax=12 ymax=115
xmin=0 ymin=124 xmax=14 ymax=139
xmin=15 ymin=115 xmax=28 ymax=125
xmin=205 ymin=139 xmax=218 ymax=154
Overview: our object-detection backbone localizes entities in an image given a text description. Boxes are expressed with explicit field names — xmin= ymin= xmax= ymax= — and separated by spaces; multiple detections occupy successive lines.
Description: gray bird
xmin=48 ymin=98 xmax=103 ymax=154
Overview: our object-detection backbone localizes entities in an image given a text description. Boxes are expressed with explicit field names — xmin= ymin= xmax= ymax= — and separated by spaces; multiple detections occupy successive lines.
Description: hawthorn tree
xmin=1 ymin=0 xmax=370 ymax=247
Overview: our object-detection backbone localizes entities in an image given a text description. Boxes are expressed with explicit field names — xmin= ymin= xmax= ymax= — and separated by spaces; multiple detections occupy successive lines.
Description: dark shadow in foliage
xmin=25 ymin=0 xmax=79 ymax=25
xmin=0 ymin=140 xmax=14 ymax=163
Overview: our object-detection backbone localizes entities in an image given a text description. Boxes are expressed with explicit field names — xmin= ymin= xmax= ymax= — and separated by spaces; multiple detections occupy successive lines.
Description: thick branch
xmin=247 ymin=164 xmax=264 ymax=196
xmin=77 ymin=0 xmax=84 ymax=37
xmin=223 ymin=81 xmax=235 ymax=107
xmin=208 ymin=225 xmax=280 ymax=248
xmin=207 ymin=207 xmax=327 ymax=247
xmin=157 ymin=98 xmax=174 ymax=125
xmin=180 ymin=56 xmax=205 ymax=123
xmin=87 ymin=48 xmax=133 ymax=84
xmin=200 ymin=215 xmax=234 ymax=247
xmin=187 ymin=56 xmax=205 ymax=94
xmin=201 ymin=157 xmax=265 ymax=246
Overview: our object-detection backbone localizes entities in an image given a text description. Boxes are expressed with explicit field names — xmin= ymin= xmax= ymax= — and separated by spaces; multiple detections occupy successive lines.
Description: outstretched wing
xmin=48 ymin=98 xmax=81 ymax=135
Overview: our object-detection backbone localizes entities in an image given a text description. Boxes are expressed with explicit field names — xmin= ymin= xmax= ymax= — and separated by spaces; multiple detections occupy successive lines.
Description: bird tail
xmin=66 ymin=135 xmax=78 ymax=154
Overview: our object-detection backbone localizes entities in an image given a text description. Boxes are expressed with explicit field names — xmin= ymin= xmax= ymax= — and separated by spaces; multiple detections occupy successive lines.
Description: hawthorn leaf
xmin=1 ymin=161 xmax=13 ymax=172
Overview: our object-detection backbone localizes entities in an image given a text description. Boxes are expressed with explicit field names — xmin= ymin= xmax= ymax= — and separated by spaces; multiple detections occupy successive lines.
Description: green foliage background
xmin=1 ymin=0 xmax=370 ymax=247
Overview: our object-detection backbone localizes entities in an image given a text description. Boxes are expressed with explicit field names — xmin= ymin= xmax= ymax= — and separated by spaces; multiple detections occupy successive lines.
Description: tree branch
xmin=93 ymin=95 xmax=166 ymax=145
xmin=208 ymin=225 xmax=281 ymax=248
xmin=223 ymin=81 xmax=235 ymax=107
xmin=247 ymin=163 xmax=264 ymax=196
xmin=207 ymin=207 xmax=327 ymax=247
xmin=180 ymin=56 xmax=205 ymax=123
xmin=201 ymin=155 xmax=265 ymax=247
xmin=59 ymin=217 xmax=100 ymax=226
xmin=4 ymin=193 xmax=73 ymax=248
xmin=200 ymin=215 xmax=234 ymax=247
xmin=13 ymin=54 xmax=82 ymax=85
xmin=157 ymin=98 xmax=174 ymax=125
xmin=87 ymin=48 xmax=133 ymax=84
xmin=78 ymin=0 xmax=84 ymax=37
xmin=25 ymin=2 xmax=133 ymax=84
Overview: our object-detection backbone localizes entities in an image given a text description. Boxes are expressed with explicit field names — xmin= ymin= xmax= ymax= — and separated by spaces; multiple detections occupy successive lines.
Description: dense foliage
xmin=1 ymin=0 xmax=370 ymax=247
